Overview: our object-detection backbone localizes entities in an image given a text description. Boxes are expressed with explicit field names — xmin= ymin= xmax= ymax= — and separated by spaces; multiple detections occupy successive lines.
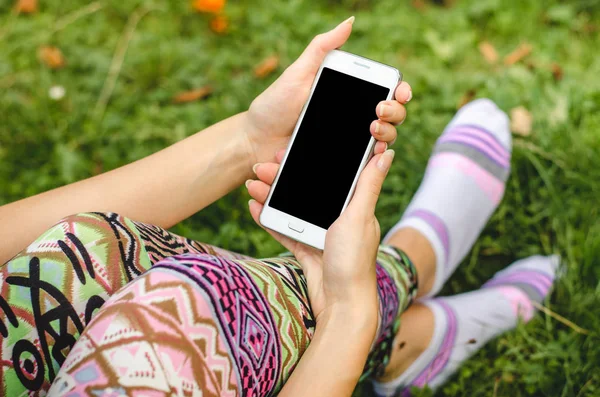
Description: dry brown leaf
xmin=39 ymin=46 xmax=65 ymax=69
xmin=457 ymin=89 xmax=476 ymax=109
xmin=254 ymin=55 xmax=279 ymax=78
xmin=210 ymin=15 xmax=228 ymax=34
xmin=551 ymin=62 xmax=564 ymax=81
xmin=504 ymin=43 xmax=532 ymax=65
xmin=478 ymin=41 xmax=498 ymax=64
xmin=510 ymin=106 xmax=533 ymax=136
xmin=192 ymin=0 xmax=225 ymax=14
xmin=15 ymin=0 xmax=37 ymax=13
xmin=411 ymin=0 xmax=426 ymax=10
xmin=172 ymin=86 xmax=213 ymax=104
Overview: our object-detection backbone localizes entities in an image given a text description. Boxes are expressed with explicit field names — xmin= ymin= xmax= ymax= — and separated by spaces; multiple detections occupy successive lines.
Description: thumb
xmin=295 ymin=16 xmax=354 ymax=72
xmin=347 ymin=149 xmax=395 ymax=218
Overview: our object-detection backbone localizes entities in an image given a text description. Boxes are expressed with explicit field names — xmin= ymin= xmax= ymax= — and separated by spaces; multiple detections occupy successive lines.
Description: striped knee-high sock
xmin=384 ymin=98 xmax=512 ymax=296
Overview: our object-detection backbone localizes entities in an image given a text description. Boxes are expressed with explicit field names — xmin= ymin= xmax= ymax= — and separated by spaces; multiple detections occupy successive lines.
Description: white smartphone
xmin=259 ymin=49 xmax=401 ymax=250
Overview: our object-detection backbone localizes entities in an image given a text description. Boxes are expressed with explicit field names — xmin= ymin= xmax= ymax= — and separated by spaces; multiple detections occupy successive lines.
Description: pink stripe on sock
xmin=429 ymin=152 xmax=505 ymax=203
xmin=438 ymin=133 xmax=510 ymax=168
xmin=494 ymin=286 xmax=534 ymax=322
xmin=446 ymin=125 xmax=510 ymax=158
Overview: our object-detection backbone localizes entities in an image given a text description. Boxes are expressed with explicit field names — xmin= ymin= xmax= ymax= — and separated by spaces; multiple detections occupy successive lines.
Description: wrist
xmin=317 ymin=301 xmax=378 ymax=345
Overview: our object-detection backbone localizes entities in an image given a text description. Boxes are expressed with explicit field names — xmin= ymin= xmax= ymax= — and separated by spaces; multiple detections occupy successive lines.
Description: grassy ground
xmin=1 ymin=0 xmax=599 ymax=395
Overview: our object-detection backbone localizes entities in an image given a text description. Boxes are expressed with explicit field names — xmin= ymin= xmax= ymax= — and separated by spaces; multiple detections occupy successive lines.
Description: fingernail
xmin=398 ymin=117 xmax=405 ymax=125
xmin=245 ymin=179 xmax=253 ymax=188
xmin=406 ymin=90 xmax=413 ymax=102
xmin=379 ymin=104 xmax=388 ymax=118
xmin=252 ymin=163 xmax=260 ymax=174
xmin=383 ymin=142 xmax=388 ymax=151
xmin=374 ymin=122 xmax=380 ymax=135
xmin=341 ymin=16 xmax=355 ymax=25
xmin=377 ymin=149 xmax=395 ymax=171
xmin=248 ymin=199 xmax=256 ymax=206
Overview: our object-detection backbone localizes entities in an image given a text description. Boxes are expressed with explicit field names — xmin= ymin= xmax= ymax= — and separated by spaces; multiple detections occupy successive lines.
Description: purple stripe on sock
xmin=437 ymin=134 xmax=509 ymax=169
xmin=483 ymin=274 xmax=551 ymax=297
xmin=485 ymin=269 xmax=554 ymax=288
xmin=446 ymin=124 xmax=511 ymax=153
xmin=405 ymin=209 xmax=450 ymax=265
xmin=444 ymin=128 xmax=509 ymax=159
xmin=404 ymin=300 xmax=458 ymax=394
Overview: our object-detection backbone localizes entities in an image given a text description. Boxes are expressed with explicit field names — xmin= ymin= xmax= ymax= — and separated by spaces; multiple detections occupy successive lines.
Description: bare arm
xmin=0 ymin=112 xmax=255 ymax=264
xmin=278 ymin=309 xmax=375 ymax=397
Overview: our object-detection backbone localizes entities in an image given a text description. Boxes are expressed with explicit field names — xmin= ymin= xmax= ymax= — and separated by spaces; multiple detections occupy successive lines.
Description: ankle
xmin=377 ymin=303 xmax=434 ymax=382
xmin=385 ymin=227 xmax=436 ymax=296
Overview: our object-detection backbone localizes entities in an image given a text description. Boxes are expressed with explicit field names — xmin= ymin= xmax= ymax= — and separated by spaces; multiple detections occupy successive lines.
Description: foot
xmin=372 ymin=255 xmax=560 ymax=396
xmin=384 ymin=98 xmax=512 ymax=296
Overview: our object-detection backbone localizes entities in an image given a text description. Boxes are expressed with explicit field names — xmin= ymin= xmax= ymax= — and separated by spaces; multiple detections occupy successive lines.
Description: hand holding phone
xmin=248 ymin=147 xmax=396 ymax=325
xmin=259 ymin=49 xmax=401 ymax=250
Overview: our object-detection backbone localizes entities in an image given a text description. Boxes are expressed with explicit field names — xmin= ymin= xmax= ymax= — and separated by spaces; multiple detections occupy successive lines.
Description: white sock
xmin=372 ymin=255 xmax=560 ymax=396
xmin=384 ymin=98 xmax=512 ymax=297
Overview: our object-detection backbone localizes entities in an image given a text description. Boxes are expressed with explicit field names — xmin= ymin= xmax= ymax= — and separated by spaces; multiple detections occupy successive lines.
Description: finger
xmin=246 ymin=180 xmax=270 ymax=204
xmin=249 ymin=199 xmax=300 ymax=251
xmin=373 ymin=140 xmax=388 ymax=155
xmin=253 ymin=162 xmax=280 ymax=185
xmin=276 ymin=149 xmax=286 ymax=163
xmin=376 ymin=100 xmax=407 ymax=125
xmin=295 ymin=16 xmax=354 ymax=72
xmin=394 ymin=81 xmax=413 ymax=104
xmin=370 ymin=120 xmax=397 ymax=143
xmin=347 ymin=149 xmax=395 ymax=217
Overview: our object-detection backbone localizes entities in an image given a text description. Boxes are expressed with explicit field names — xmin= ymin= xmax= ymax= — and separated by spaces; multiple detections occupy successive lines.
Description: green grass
xmin=1 ymin=0 xmax=600 ymax=395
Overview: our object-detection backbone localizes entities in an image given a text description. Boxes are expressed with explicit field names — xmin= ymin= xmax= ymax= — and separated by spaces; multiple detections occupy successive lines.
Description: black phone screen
xmin=269 ymin=67 xmax=390 ymax=229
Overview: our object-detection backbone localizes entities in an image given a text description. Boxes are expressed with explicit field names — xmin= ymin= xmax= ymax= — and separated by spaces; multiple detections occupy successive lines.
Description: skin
xmin=0 ymin=16 xmax=431 ymax=396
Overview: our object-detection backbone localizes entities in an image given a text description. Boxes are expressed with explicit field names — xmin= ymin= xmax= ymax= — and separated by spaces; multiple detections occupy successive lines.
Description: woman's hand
xmin=245 ymin=17 xmax=412 ymax=165
xmin=247 ymin=148 xmax=396 ymax=340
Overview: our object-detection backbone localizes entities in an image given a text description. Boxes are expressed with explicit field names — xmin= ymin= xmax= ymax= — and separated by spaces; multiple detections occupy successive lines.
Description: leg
xmin=373 ymin=255 xmax=559 ymax=395
xmin=386 ymin=98 xmax=512 ymax=297
xmin=49 ymin=246 xmax=419 ymax=395
xmin=0 ymin=212 xmax=244 ymax=395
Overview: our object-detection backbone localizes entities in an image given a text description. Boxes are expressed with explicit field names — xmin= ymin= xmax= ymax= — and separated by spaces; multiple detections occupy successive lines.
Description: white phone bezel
xmin=259 ymin=49 xmax=401 ymax=250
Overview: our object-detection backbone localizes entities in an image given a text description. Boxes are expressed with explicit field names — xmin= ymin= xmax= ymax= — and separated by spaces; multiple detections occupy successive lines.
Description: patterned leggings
xmin=0 ymin=212 xmax=418 ymax=396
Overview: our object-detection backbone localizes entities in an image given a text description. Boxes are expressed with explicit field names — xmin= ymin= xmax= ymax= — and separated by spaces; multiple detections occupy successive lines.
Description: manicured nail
xmin=405 ymin=90 xmax=413 ymax=102
xmin=252 ymin=163 xmax=260 ymax=174
xmin=379 ymin=104 xmax=388 ymax=118
xmin=245 ymin=179 xmax=253 ymax=188
xmin=377 ymin=149 xmax=395 ymax=171
xmin=341 ymin=16 xmax=355 ymax=25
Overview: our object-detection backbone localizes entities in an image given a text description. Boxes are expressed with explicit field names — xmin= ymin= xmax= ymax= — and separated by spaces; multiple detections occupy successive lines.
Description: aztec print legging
xmin=0 ymin=212 xmax=418 ymax=396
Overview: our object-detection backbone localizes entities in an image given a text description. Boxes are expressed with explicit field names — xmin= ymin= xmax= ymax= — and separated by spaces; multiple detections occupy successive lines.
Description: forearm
xmin=279 ymin=308 xmax=376 ymax=397
xmin=0 ymin=112 xmax=254 ymax=264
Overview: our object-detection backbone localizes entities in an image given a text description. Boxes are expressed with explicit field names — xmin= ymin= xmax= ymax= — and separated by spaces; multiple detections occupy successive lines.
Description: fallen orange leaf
xmin=478 ymin=41 xmax=498 ymax=64
xmin=457 ymin=89 xmax=476 ymax=109
xmin=172 ymin=86 xmax=213 ymax=104
xmin=210 ymin=15 xmax=228 ymax=34
xmin=193 ymin=0 xmax=225 ymax=13
xmin=254 ymin=55 xmax=279 ymax=78
xmin=510 ymin=106 xmax=533 ymax=136
xmin=39 ymin=46 xmax=65 ymax=69
xmin=504 ymin=43 xmax=532 ymax=66
xmin=15 ymin=0 xmax=37 ymax=13
xmin=551 ymin=62 xmax=564 ymax=81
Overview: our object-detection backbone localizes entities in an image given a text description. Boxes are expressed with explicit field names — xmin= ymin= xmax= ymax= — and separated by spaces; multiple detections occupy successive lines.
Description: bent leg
xmin=0 ymin=212 xmax=245 ymax=395
xmin=50 ymin=247 xmax=418 ymax=395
